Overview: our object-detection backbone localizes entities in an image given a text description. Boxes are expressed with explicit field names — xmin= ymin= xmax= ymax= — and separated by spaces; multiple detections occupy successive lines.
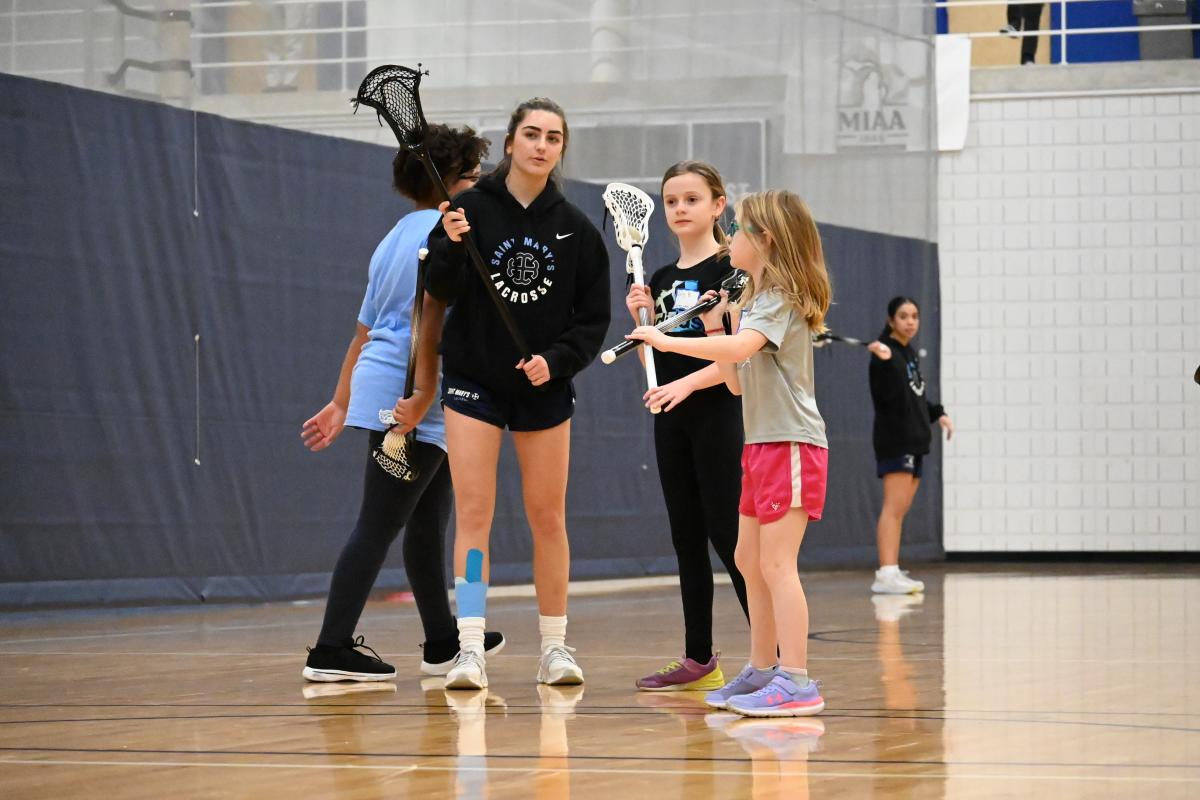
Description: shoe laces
xmin=719 ymin=667 xmax=756 ymax=693
xmin=654 ymin=660 xmax=684 ymax=675
xmin=454 ymin=649 xmax=484 ymax=671
xmin=745 ymin=679 xmax=784 ymax=699
xmin=349 ymin=634 xmax=385 ymax=663
xmin=544 ymin=644 xmax=577 ymax=666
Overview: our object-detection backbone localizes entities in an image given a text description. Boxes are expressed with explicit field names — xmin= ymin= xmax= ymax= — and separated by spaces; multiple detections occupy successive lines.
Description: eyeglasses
xmin=727 ymin=220 xmax=755 ymax=236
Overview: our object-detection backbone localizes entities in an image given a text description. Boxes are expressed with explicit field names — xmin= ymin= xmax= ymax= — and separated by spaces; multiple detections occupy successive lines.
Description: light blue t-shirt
xmin=345 ymin=209 xmax=446 ymax=451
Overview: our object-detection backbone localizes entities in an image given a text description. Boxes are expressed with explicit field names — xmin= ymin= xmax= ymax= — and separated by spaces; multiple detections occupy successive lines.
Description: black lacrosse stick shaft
xmin=392 ymin=248 xmax=428 ymax=455
xmin=605 ymin=293 xmax=723 ymax=365
xmin=416 ymin=157 xmax=534 ymax=362
xmin=352 ymin=65 xmax=533 ymax=364
xmin=402 ymin=251 xmax=426 ymax=403
xmin=604 ymin=271 xmax=748 ymax=364
xmin=815 ymin=332 xmax=870 ymax=347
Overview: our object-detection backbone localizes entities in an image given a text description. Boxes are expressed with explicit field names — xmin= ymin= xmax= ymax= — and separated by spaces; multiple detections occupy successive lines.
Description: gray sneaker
xmin=537 ymin=645 xmax=584 ymax=685
xmin=704 ymin=663 xmax=777 ymax=709
xmin=444 ymin=649 xmax=487 ymax=690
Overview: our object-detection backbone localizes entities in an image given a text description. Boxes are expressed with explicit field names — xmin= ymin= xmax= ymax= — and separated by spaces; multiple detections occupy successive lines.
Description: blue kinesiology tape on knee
xmin=455 ymin=548 xmax=487 ymax=618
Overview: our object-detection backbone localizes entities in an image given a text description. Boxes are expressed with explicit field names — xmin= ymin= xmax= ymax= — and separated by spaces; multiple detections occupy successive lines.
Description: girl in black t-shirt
xmin=625 ymin=161 xmax=749 ymax=692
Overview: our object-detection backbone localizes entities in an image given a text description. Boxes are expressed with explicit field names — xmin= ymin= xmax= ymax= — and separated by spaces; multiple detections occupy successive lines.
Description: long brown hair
xmin=735 ymin=190 xmax=831 ymax=332
xmin=489 ymin=97 xmax=569 ymax=183
xmin=660 ymin=160 xmax=729 ymax=253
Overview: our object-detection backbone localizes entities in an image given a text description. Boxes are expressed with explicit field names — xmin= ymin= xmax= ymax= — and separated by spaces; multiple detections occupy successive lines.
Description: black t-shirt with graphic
xmin=647 ymin=253 xmax=737 ymax=390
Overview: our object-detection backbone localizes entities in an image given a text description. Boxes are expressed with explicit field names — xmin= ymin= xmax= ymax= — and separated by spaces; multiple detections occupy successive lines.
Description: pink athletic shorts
xmin=738 ymin=442 xmax=828 ymax=524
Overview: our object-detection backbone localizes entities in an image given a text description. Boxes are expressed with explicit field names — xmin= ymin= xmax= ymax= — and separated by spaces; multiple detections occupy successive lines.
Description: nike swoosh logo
xmin=555 ymin=233 xmax=573 ymax=240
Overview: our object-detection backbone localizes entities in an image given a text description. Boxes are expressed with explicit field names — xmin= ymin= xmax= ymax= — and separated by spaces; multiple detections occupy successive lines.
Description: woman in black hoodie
xmin=868 ymin=297 xmax=953 ymax=596
xmin=425 ymin=98 xmax=610 ymax=691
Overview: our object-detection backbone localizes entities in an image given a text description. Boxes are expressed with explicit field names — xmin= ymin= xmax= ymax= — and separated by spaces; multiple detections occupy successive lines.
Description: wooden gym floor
xmin=1 ymin=563 xmax=1197 ymax=799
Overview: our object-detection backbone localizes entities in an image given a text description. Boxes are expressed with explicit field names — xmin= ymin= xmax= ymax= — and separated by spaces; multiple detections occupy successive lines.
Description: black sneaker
xmin=301 ymin=635 xmax=396 ymax=682
xmin=420 ymin=631 xmax=506 ymax=675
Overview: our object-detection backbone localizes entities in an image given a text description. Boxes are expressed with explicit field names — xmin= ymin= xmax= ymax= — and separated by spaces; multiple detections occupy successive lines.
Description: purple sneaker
xmin=704 ymin=664 xmax=777 ymax=709
xmin=727 ymin=674 xmax=825 ymax=717
xmin=636 ymin=656 xmax=724 ymax=692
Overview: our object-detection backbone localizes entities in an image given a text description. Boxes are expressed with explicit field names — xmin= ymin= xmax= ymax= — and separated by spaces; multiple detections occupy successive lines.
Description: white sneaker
xmin=871 ymin=569 xmax=925 ymax=595
xmin=537 ymin=645 xmax=584 ymax=686
xmin=444 ymin=649 xmax=487 ymax=690
xmin=999 ymin=23 xmax=1019 ymax=38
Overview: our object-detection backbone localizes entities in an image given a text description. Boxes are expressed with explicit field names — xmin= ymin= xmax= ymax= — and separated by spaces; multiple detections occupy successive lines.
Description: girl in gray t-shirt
xmin=629 ymin=189 xmax=885 ymax=718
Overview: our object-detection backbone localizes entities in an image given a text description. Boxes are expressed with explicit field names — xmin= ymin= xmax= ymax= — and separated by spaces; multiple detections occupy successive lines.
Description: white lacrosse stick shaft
xmin=628 ymin=246 xmax=659 ymax=404
xmin=602 ymin=183 xmax=660 ymax=413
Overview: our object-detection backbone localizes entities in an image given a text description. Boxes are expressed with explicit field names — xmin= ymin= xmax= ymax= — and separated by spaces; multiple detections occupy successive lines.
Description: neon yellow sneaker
xmin=636 ymin=656 xmax=726 ymax=691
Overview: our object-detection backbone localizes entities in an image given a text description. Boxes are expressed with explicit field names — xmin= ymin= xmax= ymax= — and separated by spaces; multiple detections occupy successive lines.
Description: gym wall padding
xmin=0 ymin=72 xmax=941 ymax=607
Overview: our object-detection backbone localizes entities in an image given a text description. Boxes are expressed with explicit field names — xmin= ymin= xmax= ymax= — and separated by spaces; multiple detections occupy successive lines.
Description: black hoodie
xmin=425 ymin=173 xmax=611 ymax=394
xmin=868 ymin=333 xmax=946 ymax=459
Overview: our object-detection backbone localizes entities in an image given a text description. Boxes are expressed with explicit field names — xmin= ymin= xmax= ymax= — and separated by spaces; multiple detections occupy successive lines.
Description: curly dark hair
xmin=392 ymin=123 xmax=490 ymax=205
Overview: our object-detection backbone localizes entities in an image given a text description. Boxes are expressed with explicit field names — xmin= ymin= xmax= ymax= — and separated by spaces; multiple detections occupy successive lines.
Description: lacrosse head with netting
xmin=602 ymin=183 xmax=654 ymax=254
xmin=373 ymin=409 xmax=419 ymax=482
xmin=722 ymin=269 xmax=751 ymax=302
xmin=352 ymin=64 xmax=429 ymax=151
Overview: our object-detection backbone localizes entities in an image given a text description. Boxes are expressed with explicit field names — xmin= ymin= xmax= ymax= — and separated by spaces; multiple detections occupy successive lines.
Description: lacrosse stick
xmin=602 ymin=183 xmax=659 ymax=410
xmin=602 ymin=270 xmax=750 ymax=365
xmin=371 ymin=247 xmax=430 ymax=482
xmin=813 ymin=331 xmax=872 ymax=348
xmin=813 ymin=331 xmax=893 ymax=360
xmin=352 ymin=64 xmax=533 ymax=363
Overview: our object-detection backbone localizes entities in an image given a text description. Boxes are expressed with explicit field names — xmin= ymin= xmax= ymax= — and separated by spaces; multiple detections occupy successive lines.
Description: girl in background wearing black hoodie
xmin=426 ymin=98 xmax=610 ymax=691
xmin=868 ymin=297 xmax=953 ymax=595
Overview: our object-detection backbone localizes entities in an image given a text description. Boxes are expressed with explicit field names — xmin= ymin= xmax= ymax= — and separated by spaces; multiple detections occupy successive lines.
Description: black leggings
xmin=317 ymin=431 xmax=455 ymax=647
xmin=653 ymin=390 xmax=749 ymax=663
xmin=1007 ymin=3 xmax=1044 ymax=63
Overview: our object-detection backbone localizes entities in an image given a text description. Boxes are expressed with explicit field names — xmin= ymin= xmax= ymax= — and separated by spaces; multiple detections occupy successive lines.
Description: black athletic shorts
xmin=441 ymin=372 xmax=574 ymax=432
xmin=876 ymin=454 xmax=924 ymax=479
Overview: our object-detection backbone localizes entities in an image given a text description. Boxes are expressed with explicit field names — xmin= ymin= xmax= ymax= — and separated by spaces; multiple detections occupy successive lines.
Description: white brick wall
xmin=939 ymin=91 xmax=1200 ymax=552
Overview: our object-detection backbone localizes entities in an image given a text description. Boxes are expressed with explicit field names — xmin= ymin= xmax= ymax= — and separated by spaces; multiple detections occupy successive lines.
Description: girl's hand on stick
xmin=698 ymin=289 xmax=729 ymax=332
xmin=867 ymin=340 xmax=892 ymax=360
xmin=626 ymin=325 xmax=671 ymax=351
xmin=391 ymin=392 xmax=431 ymax=434
xmin=643 ymin=379 xmax=693 ymax=413
xmin=625 ymin=283 xmax=653 ymax=325
xmin=438 ymin=200 xmax=470 ymax=243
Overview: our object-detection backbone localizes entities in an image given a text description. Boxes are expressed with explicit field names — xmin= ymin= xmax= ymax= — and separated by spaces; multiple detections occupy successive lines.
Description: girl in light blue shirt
xmin=299 ymin=125 xmax=505 ymax=683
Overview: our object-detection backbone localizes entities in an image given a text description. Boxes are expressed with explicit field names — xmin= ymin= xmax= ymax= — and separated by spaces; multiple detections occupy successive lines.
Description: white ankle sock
xmin=539 ymin=614 xmax=567 ymax=652
xmin=878 ymin=564 xmax=901 ymax=576
xmin=458 ymin=616 xmax=485 ymax=654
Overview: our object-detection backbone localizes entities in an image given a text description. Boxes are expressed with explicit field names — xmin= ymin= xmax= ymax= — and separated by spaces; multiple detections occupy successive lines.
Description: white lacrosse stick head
xmin=602 ymin=182 xmax=654 ymax=255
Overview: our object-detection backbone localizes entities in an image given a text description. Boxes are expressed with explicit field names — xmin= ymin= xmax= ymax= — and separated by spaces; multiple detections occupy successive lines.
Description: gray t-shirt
xmin=736 ymin=289 xmax=828 ymax=448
